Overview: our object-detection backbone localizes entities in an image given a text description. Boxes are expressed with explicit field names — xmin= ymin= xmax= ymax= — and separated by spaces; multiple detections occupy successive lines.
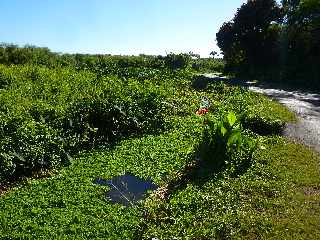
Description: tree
xmin=164 ymin=53 xmax=191 ymax=70
xmin=216 ymin=0 xmax=320 ymax=88
xmin=209 ymin=51 xmax=217 ymax=58
xmin=281 ymin=0 xmax=320 ymax=86
xmin=216 ymin=0 xmax=283 ymax=78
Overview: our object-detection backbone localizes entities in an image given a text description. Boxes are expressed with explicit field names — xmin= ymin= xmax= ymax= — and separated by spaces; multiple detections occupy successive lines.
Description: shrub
xmin=192 ymin=58 xmax=225 ymax=73
xmin=191 ymin=75 xmax=209 ymax=90
xmin=198 ymin=112 xmax=257 ymax=175
xmin=64 ymin=90 xmax=164 ymax=147
xmin=0 ymin=119 xmax=65 ymax=180
xmin=164 ymin=53 xmax=191 ymax=70
xmin=242 ymin=115 xmax=285 ymax=136
xmin=0 ymin=64 xmax=168 ymax=182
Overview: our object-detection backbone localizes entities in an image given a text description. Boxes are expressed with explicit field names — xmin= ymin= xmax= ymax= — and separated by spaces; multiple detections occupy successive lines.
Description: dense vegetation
xmin=0 ymin=44 xmax=224 ymax=74
xmin=0 ymin=45 xmax=319 ymax=239
xmin=217 ymin=0 xmax=320 ymax=90
xmin=0 ymin=46 xmax=223 ymax=183
xmin=0 ymin=64 xmax=167 ymax=181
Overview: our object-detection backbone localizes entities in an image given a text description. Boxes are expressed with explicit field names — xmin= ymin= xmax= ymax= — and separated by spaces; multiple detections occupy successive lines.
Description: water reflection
xmin=93 ymin=174 xmax=158 ymax=207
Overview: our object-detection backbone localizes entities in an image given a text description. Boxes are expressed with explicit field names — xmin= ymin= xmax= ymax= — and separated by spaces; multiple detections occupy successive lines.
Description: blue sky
xmin=0 ymin=0 xmax=246 ymax=57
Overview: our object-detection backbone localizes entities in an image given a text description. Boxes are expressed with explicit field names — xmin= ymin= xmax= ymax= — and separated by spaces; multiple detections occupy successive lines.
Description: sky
xmin=0 ymin=0 xmax=247 ymax=57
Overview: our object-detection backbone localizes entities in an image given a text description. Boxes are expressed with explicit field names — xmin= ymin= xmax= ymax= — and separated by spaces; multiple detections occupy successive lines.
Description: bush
xmin=164 ymin=53 xmax=191 ymax=70
xmin=242 ymin=115 xmax=284 ymax=136
xmin=0 ymin=119 xmax=65 ymax=181
xmin=64 ymin=91 xmax=164 ymax=146
xmin=191 ymin=75 xmax=209 ymax=90
xmin=198 ymin=112 xmax=257 ymax=175
xmin=192 ymin=58 xmax=225 ymax=73
xmin=0 ymin=64 xmax=168 ymax=182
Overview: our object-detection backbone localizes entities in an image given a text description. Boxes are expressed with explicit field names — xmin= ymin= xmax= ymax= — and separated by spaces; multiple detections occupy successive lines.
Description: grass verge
xmin=0 ymin=70 xmax=318 ymax=239
xmin=1 ymin=118 xmax=319 ymax=239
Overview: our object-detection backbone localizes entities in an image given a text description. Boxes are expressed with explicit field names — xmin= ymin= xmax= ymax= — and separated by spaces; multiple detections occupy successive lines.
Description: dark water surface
xmin=93 ymin=174 xmax=158 ymax=207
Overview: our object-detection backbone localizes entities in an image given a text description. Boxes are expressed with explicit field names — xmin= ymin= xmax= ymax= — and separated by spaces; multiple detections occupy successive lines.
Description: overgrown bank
xmin=0 ymin=51 xmax=319 ymax=239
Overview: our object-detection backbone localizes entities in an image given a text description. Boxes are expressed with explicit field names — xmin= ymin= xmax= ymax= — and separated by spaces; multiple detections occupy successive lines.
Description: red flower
xmin=196 ymin=108 xmax=209 ymax=116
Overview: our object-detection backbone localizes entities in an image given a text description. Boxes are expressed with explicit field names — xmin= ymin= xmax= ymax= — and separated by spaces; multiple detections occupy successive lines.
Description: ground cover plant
xmin=0 ymin=64 xmax=170 ymax=182
xmin=0 ymin=50 xmax=319 ymax=239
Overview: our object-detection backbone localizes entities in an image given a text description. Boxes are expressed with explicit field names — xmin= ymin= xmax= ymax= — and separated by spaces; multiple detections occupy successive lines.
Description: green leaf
xmin=227 ymin=131 xmax=241 ymax=146
xmin=227 ymin=112 xmax=237 ymax=127
xmin=220 ymin=125 xmax=227 ymax=136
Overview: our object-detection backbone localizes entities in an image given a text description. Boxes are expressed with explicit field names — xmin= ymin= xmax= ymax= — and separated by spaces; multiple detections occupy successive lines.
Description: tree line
xmin=0 ymin=43 xmax=224 ymax=74
xmin=216 ymin=0 xmax=320 ymax=89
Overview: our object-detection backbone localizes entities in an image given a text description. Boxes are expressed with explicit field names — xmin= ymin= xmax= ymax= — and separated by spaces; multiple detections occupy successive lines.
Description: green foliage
xmin=65 ymin=90 xmax=164 ymax=145
xmin=0 ymin=115 xmax=201 ymax=239
xmin=0 ymin=64 xmax=169 ymax=181
xmin=200 ymin=81 xmax=296 ymax=134
xmin=191 ymin=75 xmax=210 ymax=90
xmin=198 ymin=112 xmax=257 ymax=175
xmin=142 ymin=137 xmax=320 ymax=239
xmin=1 ymin=47 xmax=314 ymax=239
xmin=0 ymin=43 xmax=57 ymax=67
xmin=191 ymin=58 xmax=225 ymax=73
xmin=280 ymin=0 xmax=320 ymax=88
xmin=0 ymin=120 xmax=65 ymax=181
xmin=216 ymin=0 xmax=283 ymax=78
xmin=163 ymin=53 xmax=191 ymax=70
xmin=217 ymin=0 xmax=320 ymax=89
xmin=243 ymin=114 xmax=285 ymax=135
xmin=0 ymin=44 xmax=202 ymax=75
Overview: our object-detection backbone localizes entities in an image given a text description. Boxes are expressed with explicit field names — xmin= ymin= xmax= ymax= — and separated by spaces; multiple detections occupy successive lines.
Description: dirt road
xmin=202 ymin=73 xmax=320 ymax=152
xmin=249 ymin=85 xmax=320 ymax=152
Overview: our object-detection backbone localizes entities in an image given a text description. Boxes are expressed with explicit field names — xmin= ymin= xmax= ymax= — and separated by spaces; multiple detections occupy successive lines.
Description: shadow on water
xmin=93 ymin=174 xmax=158 ymax=207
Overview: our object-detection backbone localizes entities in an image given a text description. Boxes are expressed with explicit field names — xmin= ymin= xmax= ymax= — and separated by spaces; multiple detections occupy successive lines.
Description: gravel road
xmin=202 ymin=73 xmax=320 ymax=152
xmin=249 ymin=85 xmax=320 ymax=152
